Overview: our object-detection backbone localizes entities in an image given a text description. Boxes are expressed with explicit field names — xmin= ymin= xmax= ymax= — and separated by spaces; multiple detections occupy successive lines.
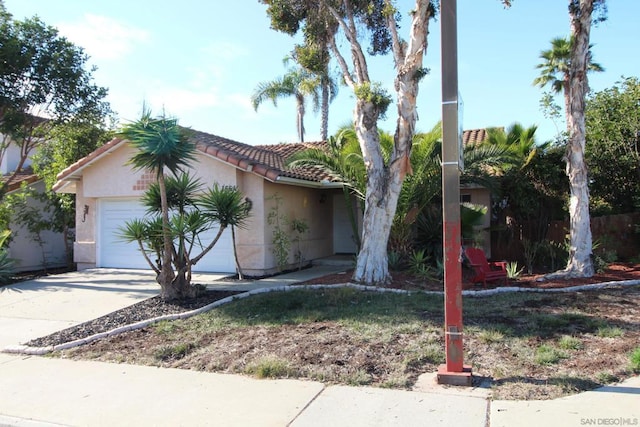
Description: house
xmin=459 ymin=128 xmax=492 ymax=256
xmin=52 ymin=127 xmax=494 ymax=275
xmin=53 ymin=129 xmax=355 ymax=276
xmin=1 ymin=139 xmax=67 ymax=272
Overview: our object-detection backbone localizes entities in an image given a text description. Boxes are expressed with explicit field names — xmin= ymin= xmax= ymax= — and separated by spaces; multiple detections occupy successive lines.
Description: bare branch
xmin=324 ymin=0 xmax=370 ymax=82
xmin=384 ymin=0 xmax=405 ymax=67
xmin=329 ymin=35 xmax=355 ymax=88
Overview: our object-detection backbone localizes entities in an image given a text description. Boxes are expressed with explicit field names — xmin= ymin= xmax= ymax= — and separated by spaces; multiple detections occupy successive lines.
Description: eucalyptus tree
xmin=509 ymin=0 xmax=608 ymax=277
xmin=262 ymin=0 xmax=437 ymax=285
xmin=252 ymin=66 xmax=321 ymax=142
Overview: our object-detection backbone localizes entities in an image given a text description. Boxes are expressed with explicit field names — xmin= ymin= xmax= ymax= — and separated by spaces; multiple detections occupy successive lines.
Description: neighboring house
xmin=53 ymin=130 xmax=352 ymax=276
xmin=52 ymin=128 xmax=494 ymax=275
xmin=460 ymin=128 xmax=492 ymax=257
xmin=1 ymin=139 xmax=67 ymax=272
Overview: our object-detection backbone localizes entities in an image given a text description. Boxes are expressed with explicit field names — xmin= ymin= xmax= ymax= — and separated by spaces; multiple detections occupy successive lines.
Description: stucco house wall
xmin=7 ymin=180 xmax=67 ymax=272
xmin=55 ymin=132 xmax=343 ymax=276
xmin=260 ymin=182 xmax=333 ymax=274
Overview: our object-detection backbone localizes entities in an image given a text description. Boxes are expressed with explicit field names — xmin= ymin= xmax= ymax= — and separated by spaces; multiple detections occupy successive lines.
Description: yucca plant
xmin=506 ymin=261 xmax=524 ymax=279
xmin=118 ymin=110 xmax=251 ymax=300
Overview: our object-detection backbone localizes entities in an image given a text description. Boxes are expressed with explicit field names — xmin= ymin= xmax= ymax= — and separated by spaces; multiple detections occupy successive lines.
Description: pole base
xmin=436 ymin=364 xmax=473 ymax=386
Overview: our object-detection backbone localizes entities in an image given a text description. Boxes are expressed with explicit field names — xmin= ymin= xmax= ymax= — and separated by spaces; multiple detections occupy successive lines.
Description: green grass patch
xmin=597 ymin=326 xmax=624 ymax=338
xmin=630 ymin=347 xmax=640 ymax=373
xmin=209 ymin=288 xmax=443 ymax=327
xmin=477 ymin=329 xmax=506 ymax=344
xmin=535 ymin=344 xmax=569 ymax=365
xmin=596 ymin=371 xmax=620 ymax=384
xmin=403 ymin=342 xmax=445 ymax=368
xmin=558 ymin=335 xmax=583 ymax=350
xmin=341 ymin=369 xmax=373 ymax=386
xmin=153 ymin=342 xmax=195 ymax=362
xmin=245 ymin=355 xmax=295 ymax=379
xmin=154 ymin=320 xmax=179 ymax=335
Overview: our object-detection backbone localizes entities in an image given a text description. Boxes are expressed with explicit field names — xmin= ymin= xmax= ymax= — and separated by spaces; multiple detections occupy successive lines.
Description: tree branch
xmin=384 ymin=0 xmax=405 ymax=67
xmin=324 ymin=0 xmax=370 ymax=83
xmin=329 ymin=35 xmax=355 ymax=88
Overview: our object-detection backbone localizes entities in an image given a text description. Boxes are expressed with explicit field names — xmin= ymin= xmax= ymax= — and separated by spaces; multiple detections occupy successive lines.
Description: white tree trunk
xmin=326 ymin=0 xmax=432 ymax=285
xmin=565 ymin=0 xmax=595 ymax=277
xmin=352 ymin=101 xmax=399 ymax=285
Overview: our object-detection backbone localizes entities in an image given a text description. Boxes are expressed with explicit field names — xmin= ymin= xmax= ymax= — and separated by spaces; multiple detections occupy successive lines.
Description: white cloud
xmin=57 ymin=14 xmax=149 ymax=60
xmin=147 ymin=85 xmax=222 ymax=116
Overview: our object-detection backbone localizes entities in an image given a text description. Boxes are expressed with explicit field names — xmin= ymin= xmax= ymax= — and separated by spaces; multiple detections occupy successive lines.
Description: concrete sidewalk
xmin=0 ymin=269 xmax=161 ymax=350
xmin=0 ymin=266 xmax=638 ymax=426
xmin=0 ymin=354 xmax=637 ymax=427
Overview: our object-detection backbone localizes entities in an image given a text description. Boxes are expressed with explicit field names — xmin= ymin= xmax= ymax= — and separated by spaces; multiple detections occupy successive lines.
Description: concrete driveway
xmin=1 ymin=269 xmax=179 ymax=350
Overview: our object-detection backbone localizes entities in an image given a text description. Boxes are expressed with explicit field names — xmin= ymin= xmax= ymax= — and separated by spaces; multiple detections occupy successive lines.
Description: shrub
xmin=630 ymin=347 xmax=640 ymax=373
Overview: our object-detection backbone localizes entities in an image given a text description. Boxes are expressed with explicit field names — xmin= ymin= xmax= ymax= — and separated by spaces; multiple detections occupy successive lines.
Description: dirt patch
xmin=40 ymin=263 xmax=640 ymax=400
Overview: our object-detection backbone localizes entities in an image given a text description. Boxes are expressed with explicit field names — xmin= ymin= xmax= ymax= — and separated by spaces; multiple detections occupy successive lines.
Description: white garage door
xmin=99 ymin=198 xmax=235 ymax=273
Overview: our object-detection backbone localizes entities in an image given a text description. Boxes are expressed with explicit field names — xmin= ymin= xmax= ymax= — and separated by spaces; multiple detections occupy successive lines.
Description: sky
xmin=4 ymin=0 xmax=639 ymax=145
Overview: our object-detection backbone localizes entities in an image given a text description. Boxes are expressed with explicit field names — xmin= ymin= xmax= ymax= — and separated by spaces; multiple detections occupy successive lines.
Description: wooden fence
xmin=491 ymin=212 xmax=640 ymax=263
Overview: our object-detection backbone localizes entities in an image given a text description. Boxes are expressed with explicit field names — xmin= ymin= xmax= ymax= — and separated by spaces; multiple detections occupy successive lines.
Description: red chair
xmin=465 ymin=247 xmax=508 ymax=287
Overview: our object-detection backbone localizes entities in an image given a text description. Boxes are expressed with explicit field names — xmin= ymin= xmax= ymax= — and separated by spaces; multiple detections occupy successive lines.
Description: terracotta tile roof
xmin=190 ymin=129 xmax=334 ymax=183
xmin=53 ymin=129 xmax=337 ymax=192
xmin=462 ymin=129 xmax=489 ymax=145
xmin=53 ymin=126 xmax=492 ymax=192
xmin=1 ymin=167 xmax=41 ymax=193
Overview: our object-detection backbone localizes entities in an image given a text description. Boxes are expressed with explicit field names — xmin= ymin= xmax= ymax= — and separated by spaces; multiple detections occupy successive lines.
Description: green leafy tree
xmin=32 ymin=120 xmax=114 ymax=266
xmin=0 ymin=3 xmax=111 ymax=188
xmin=262 ymin=0 xmax=437 ymax=285
xmin=290 ymin=121 xmax=512 ymax=262
xmin=118 ymin=111 xmax=252 ymax=300
xmin=0 ymin=229 xmax=13 ymax=283
xmin=585 ymin=76 xmax=640 ymax=214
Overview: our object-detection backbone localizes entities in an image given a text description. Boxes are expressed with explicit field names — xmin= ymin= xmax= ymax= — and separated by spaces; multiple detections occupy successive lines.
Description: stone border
xmin=4 ymin=279 xmax=639 ymax=355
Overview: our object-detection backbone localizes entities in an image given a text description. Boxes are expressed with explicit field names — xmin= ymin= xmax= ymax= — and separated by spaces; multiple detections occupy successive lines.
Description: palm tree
xmin=533 ymin=37 xmax=604 ymax=130
xmin=118 ymin=110 xmax=196 ymax=298
xmin=484 ymin=123 xmax=547 ymax=171
xmin=251 ymin=67 xmax=321 ymax=142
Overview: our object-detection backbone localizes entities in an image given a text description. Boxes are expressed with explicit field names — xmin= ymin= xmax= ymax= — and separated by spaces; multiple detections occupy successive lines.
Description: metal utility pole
xmin=437 ymin=0 xmax=472 ymax=386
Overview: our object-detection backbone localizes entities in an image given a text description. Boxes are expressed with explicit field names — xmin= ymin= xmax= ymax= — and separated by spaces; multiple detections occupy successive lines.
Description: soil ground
xmin=34 ymin=263 xmax=640 ymax=400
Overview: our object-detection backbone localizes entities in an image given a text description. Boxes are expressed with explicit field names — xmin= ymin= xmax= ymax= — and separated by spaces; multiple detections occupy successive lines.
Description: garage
xmin=98 ymin=198 xmax=235 ymax=273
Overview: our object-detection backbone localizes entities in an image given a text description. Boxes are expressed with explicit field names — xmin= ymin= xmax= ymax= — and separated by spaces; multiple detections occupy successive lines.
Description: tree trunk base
xmin=544 ymin=265 xmax=595 ymax=281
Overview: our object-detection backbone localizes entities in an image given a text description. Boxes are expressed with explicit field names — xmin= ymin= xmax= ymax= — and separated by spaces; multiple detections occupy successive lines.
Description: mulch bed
xmin=26 ymin=290 xmax=240 ymax=348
